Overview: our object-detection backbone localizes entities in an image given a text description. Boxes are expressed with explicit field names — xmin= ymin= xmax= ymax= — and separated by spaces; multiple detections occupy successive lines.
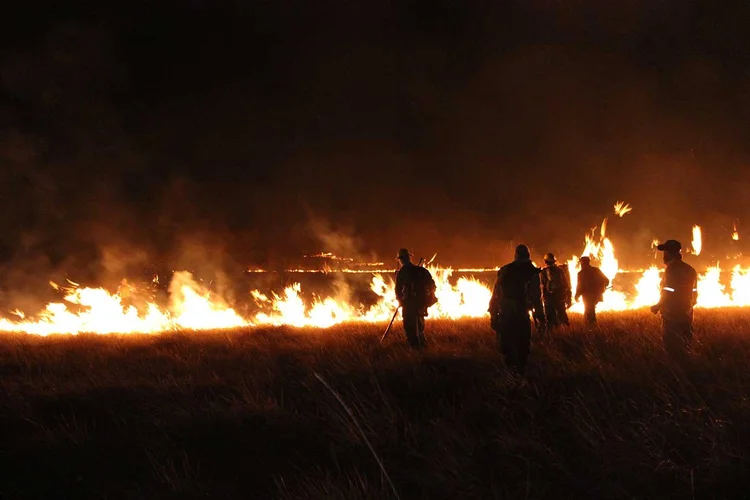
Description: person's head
xmin=396 ymin=248 xmax=413 ymax=265
xmin=514 ymin=244 xmax=531 ymax=262
xmin=656 ymin=240 xmax=682 ymax=264
xmin=579 ymin=256 xmax=591 ymax=268
xmin=543 ymin=252 xmax=556 ymax=266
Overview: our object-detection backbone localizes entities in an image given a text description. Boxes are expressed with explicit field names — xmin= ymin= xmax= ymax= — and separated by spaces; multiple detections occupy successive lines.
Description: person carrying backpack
xmin=574 ymin=256 xmax=609 ymax=326
xmin=395 ymin=248 xmax=437 ymax=349
xmin=540 ymin=253 xmax=572 ymax=330
xmin=488 ymin=244 xmax=546 ymax=376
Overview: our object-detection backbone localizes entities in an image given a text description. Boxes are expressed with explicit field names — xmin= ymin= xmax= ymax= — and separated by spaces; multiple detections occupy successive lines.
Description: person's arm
xmin=528 ymin=272 xmax=546 ymax=327
xmin=600 ymin=269 xmax=610 ymax=290
xmin=395 ymin=269 xmax=404 ymax=306
xmin=488 ymin=270 xmax=503 ymax=313
xmin=562 ymin=268 xmax=573 ymax=306
xmin=691 ymin=268 xmax=698 ymax=306
xmin=651 ymin=267 xmax=669 ymax=313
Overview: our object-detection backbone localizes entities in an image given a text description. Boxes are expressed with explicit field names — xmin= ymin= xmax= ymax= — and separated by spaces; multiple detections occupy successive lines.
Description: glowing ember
xmin=692 ymin=225 xmax=702 ymax=256
xmin=614 ymin=201 xmax=632 ymax=217
xmin=733 ymin=219 xmax=740 ymax=241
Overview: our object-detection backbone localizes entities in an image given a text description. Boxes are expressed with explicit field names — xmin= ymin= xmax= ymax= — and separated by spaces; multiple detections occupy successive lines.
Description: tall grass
xmin=1 ymin=311 xmax=749 ymax=499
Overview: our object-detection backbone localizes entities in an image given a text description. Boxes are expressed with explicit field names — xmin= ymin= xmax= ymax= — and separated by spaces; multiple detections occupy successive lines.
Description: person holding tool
xmin=381 ymin=248 xmax=437 ymax=349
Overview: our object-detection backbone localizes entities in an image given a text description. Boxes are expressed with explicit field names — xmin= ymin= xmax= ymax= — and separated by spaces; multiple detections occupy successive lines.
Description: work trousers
xmin=582 ymin=297 xmax=599 ymax=325
xmin=493 ymin=310 xmax=531 ymax=376
xmin=402 ymin=306 xmax=426 ymax=349
xmin=662 ymin=308 xmax=693 ymax=358
xmin=544 ymin=296 xmax=569 ymax=329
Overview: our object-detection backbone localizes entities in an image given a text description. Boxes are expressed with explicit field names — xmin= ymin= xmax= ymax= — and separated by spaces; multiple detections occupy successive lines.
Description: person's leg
xmin=402 ymin=307 xmax=421 ymax=349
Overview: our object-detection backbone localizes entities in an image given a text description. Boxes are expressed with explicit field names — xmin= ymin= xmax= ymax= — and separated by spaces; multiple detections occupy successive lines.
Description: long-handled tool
xmin=380 ymin=257 xmax=424 ymax=343
xmin=380 ymin=307 xmax=400 ymax=343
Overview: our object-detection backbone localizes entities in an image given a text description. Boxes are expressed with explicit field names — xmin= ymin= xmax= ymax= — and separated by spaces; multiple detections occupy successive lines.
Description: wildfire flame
xmin=692 ymin=225 xmax=702 ymax=256
xmin=250 ymin=267 xmax=491 ymax=328
xmin=4 ymin=202 xmax=750 ymax=335
xmin=733 ymin=219 xmax=740 ymax=241
xmin=567 ymin=219 xmax=628 ymax=313
xmin=614 ymin=201 xmax=632 ymax=217
xmin=0 ymin=272 xmax=248 ymax=336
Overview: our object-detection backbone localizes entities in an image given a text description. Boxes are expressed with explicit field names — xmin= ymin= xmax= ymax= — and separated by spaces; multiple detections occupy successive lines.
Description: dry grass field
xmin=2 ymin=310 xmax=750 ymax=499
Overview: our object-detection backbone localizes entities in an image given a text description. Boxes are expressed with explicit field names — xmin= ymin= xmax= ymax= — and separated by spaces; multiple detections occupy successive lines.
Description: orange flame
xmin=250 ymin=266 xmax=491 ymax=328
xmin=692 ymin=225 xmax=702 ymax=256
xmin=6 ymin=204 xmax=750 ymax=334
xmin=568 ymin=218 xmax=627 ymax=312
xmin=5 ymin=251 xmax=750 ymax=336
xmin=613 ymin=201 xmax=632 ymax=217
xmin=0 ymin=272 xmax=248 ymax=336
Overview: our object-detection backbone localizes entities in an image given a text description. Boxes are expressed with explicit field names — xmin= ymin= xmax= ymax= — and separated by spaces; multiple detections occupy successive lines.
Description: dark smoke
xmin=1 ymin=0 xmax=750 ymax=306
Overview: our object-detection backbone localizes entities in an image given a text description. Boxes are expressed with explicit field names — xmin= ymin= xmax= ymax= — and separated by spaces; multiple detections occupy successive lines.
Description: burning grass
xmin=2 ymin=311 xmax=750 ymax=498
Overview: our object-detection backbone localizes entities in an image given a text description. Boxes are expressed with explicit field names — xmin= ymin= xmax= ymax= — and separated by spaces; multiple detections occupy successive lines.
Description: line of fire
xmin=0 ymin=202 xmax=747 ymax=335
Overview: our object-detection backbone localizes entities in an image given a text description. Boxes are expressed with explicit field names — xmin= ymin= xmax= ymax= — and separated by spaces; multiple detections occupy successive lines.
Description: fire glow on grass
xmin=0 ymin=203 xmax=749 ymax=335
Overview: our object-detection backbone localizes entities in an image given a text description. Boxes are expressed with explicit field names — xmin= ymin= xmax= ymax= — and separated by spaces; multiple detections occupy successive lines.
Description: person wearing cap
xmin=395 ymin=248 xmax=436 ymax=349
xmin=488 ymin=244 xmax=546 ymax=376
xmin=540 ymin=252 xmax=572 ymax=330
xmin=574 ymin=256 xmax=609 ymax=326
xmin=650 ymin=240 xmax=698 ymax=358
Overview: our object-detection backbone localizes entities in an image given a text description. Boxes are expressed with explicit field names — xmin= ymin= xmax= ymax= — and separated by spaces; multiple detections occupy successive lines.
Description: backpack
xmin=417 ymin=267 xmax=438 ymax=307
xmin=560 ymin=264 xmax=571 ymax=285
xmin=543 ymin=266 xmax=565 ymax=295
xmin=398 ymin=265 xmax=438 ymax=308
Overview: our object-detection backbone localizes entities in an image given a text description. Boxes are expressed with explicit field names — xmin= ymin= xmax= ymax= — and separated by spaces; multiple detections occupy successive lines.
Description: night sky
xmin=2 ymin=0 xmax=750 ymax=287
